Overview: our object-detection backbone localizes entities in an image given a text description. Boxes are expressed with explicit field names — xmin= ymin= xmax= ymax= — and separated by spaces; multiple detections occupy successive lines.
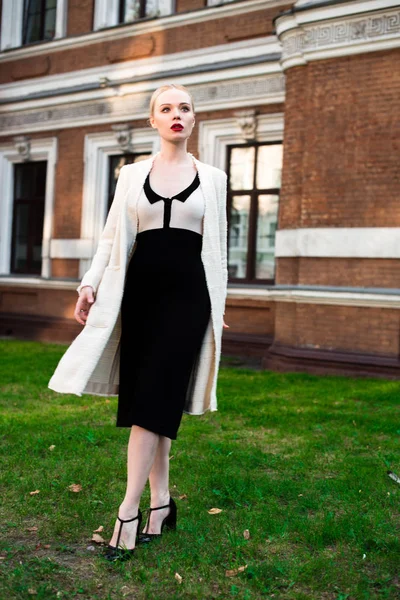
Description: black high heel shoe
xmin=104 ymin=509 xmax=142 ymax=562
xmin=138 ymin=497 xmax=177 ymax=543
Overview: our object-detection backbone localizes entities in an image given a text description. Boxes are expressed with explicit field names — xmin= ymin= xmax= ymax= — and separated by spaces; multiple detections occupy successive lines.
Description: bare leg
xmin=142 ymin=435 xmax=172 ymax=534
xmin=108 ymin=425 xmax=160 ymax=549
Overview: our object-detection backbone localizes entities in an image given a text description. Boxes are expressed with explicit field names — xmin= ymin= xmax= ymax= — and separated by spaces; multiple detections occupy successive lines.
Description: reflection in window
xmin=227 ymin=143 xmax=282 ymax=283
xmin=255 ymin=195 xmax=279 ymax=279
xmin=228 ymin=195 xmax=250 ymax=279
xmin=11 ymin=161 xmax=47 ymax=275
xmin=118 ymin=0 xmax=164 ymax=22
xmin=108 ymin=153 xmax=151 ymax=213
xmin=229 ymin=147 xmax=255 ymax=191
xmin=23 ymin=0 xmax=57 ymax=45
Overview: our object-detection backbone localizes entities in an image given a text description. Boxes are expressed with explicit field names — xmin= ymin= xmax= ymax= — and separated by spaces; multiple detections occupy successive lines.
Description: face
xmin=150 ymin=88 xmax=195 ymax=142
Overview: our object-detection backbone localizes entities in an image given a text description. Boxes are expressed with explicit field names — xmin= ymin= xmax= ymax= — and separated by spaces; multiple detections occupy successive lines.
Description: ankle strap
xmin=149 ymin=500 xmax=170 ymax=512
xmin=117 ymin=512 xmax=140 ymax=524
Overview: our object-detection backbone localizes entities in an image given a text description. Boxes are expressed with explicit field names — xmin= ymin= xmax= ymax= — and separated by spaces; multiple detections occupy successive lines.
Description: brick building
xmin=0 ymin=0 xmax=399 ymax=378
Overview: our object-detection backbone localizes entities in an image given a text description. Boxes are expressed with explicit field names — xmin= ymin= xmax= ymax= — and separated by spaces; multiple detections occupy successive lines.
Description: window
xmin=23 ymin=0 xmax=57 ymax=44
xmin=93 ymin=0 xmax=174 ymax=30
xmin=0 ymin=0 xmax=67 ymax=51
xmin=227 ymin=142 xmax=283 ymax=283
xmin=107 ymin=152 xmax=151 ymax=212
xmin=207 ymin=0 xmax=236 ymax=5
xmin=11 ymin=161 xmax=47 ymax=275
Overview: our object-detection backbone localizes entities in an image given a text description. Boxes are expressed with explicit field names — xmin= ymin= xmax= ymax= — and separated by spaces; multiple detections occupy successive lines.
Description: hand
xmin=74 ymin=286 xmax=95 ymax=325
xmin=223 ymin=319 xmax=229 ymax=329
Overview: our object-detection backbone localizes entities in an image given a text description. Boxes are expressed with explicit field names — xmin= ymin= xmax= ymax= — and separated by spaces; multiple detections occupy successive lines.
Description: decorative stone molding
xmin=199 ymin=112 xmax=284 ymax=169
xmin=0 ymin=74 xmax=285 ymax=136
xmin=233 ymin=109 xmax=257 ymax=140
xmin=275 ymin=228 xmax=400 ymax=259
xmin=13 ymin=135 xmax=31 ymax=161
xmin=275 ymin=1 xmax=400 ymax=70
xmin=111 ymin=123 xmax=133 ymax=152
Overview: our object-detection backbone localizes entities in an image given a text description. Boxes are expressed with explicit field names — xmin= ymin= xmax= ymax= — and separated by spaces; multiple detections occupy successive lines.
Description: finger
xmin=87 ymin=289 xmax=94 ymax=304
xmin=74 ymin=306 xmax=86 ymax=325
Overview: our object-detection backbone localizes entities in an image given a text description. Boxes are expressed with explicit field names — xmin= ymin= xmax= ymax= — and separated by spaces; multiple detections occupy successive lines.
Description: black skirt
xmin=117 ymin=227 xmax=211 ymax=439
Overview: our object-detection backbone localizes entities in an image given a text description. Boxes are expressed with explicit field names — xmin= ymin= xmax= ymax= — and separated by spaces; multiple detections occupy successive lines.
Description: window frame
xmin=198 ymin=113 xmax=284 ymax=287
xmin=93 ymin=0 xmax=175 ymax=31
xmin=0 ymin=0 xmax=67 ymax=51
xmin=11 ymin=161 xmax=48 ymax=275
xmin=226 ymin=141 xmax=282 ymax=285
xmin=0 ymin=137 xmax=58 ymax=278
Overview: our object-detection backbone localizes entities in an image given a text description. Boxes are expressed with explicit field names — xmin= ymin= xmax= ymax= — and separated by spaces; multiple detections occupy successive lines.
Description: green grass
xmin=0 ymin=339 xmax=399 ymax=600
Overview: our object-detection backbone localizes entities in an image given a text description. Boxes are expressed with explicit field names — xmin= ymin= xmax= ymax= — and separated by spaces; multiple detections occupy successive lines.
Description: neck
xmin=157 ymin=140 xmax=192 ymax=165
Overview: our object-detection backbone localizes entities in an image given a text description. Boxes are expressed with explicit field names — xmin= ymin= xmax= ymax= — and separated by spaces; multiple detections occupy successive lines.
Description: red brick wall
xmin=0 ymin=6 xmax=290 ymax=84
xmin=279 ymin=49 xmax=400 ymax=232
xmin=67 ymin=0 xmax=95 ymax=36
xmin=277 ymin=258 xmax=400 ymax=289
xmin=274 ymin=302 xmax=400 ymax=356
xmin=176 ymin=0 xmax=206 ymax=12
xmin=225 ymin=298 xmax=275 ymax=334
xmin=0 ymin=286 xmax=77 ymax=319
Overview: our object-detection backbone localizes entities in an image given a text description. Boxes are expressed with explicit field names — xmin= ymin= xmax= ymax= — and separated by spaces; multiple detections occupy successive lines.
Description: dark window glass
xmin=118 ymin=0 xmax=147 ymax=23
xmin=11 ymin=162 xmax=47 ymax=275
xmin=23 ymin=0 xmax=56 ymax=45
xmin=227 ymin=142 xmax=283 ymax=284
xmin=107 ymin=153 xmax=151 ymax=214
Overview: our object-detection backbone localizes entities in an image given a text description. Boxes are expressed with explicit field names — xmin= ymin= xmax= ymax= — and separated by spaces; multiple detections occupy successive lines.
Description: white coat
xmin=48 ymin=153 xmax=228 ymax=415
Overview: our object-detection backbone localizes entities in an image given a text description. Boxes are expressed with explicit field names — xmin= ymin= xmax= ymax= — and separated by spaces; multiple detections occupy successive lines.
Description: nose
xmin=172 ymin=107 xmax=181 ymax=118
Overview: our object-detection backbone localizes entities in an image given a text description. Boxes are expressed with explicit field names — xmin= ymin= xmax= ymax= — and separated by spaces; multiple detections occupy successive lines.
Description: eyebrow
xmin=159 ymin=102 xmax=191 ymax=106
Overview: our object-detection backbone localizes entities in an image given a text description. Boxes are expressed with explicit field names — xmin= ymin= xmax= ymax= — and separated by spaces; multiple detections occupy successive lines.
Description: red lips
xmin=171 ymin=124 xmax=184 ymax=131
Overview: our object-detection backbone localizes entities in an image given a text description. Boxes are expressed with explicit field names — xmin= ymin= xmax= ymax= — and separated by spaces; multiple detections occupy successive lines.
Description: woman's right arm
xmin=76 ymin=165 xmax=129 ymax=296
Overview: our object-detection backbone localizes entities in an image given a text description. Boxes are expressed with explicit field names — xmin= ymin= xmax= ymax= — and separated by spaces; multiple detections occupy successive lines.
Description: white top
xmin=137 ymin=173 xmax=205 ymax=235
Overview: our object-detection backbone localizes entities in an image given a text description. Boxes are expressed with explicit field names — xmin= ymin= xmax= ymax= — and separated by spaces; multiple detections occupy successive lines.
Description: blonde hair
xmin=149 ymin=84 xmax=195 ymax=117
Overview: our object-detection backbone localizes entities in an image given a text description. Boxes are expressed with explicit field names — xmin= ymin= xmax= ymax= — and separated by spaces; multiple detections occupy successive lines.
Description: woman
xmin=48 ymin=83 xmax=229 ymax=561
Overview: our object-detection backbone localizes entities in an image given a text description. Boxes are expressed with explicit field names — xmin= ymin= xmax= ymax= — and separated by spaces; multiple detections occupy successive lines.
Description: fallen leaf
xmin=93 ymin=525 xmax=104 ymax=533
xmin=175 ymin=572 xmax=182 ymax=584
xmin=105 ymin=399 xmax=111 ymax=404
xmin=29 ymin=490 xmax=40 ymax=496
xmin=225 ymin=565 xmax=248 ymax=577
xmin=43 ymin=545 xmax=51 ymax=549
xmin=28 ymin=590 xmax=37 ymax=595
xmin=388 ymin=470 xmax=400 ymax=485
xmin=179 ymin=494 xmax=188 ymax=500
xmin=68 ymin=484 xmax=82 ymax=493
xmin=243 ymin=529 xmax=250 ymax=540
xmin=0 ymin=557 xmax=6 ymax=561
xmin=49 ymin=445 xmax=56 ymax=451
xmin=92 ymin=533 xmax=105 ymax=544
xmin=26 ymin=526 xmax=38 ymax=532
xmin=208 ymin=508 xmax=222 ymax=514
xmin=169 ymin=455 xmax=175 ymax=460
xmin=35 ymin=543 xmax=42 ymax=551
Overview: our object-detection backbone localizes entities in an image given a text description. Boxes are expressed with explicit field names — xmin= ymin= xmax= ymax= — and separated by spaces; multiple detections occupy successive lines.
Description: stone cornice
xmin=0 ymin=73 xmax=285 ymax=136
xmin=275 ymin=0 xmax=400 ymax=70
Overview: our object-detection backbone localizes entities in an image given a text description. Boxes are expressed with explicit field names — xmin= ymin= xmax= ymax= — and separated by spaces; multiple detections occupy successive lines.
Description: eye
xmin=181 ymin=106 xmax=190 ymax=112
xmin=161 ymin=107 xmax=170 ymax=112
